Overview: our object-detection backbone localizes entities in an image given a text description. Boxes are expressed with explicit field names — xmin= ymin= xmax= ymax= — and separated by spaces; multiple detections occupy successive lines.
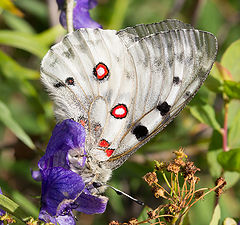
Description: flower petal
xmin=73 ymin=5 xmax=102 ymax=29
xmin=40 ymin=167 xmax=108 ymax=219
xmin=40 ymin=167 xmax=85 ymax=216
xmin=56 ymin=0 xmax=65 ymax=10
xmin=77 ymin=0 xmax=98 ymax=10
xmin=38 ymin=119 xmax=86 ymax=170
xmin=73 ymin=193 xmax=108 ymax=214
xmin=57 ymin=0 xmax=102 ymax=29
xmin=31 ymin=169 xmax=42 ymax=181
xmin=39 ymin=209 xmax=76 ymax=225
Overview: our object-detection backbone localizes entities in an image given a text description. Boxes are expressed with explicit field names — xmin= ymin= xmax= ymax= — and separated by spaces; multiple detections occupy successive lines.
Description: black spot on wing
xmin=184 ymin=91 xmax=191 ymax=99
xmin=134 ymin=37 xmax=140 ymax=42
xmin=132 ymin=125 xmax=149 ymax=141
xmin=65 ymin=77 xmax=75 ymax=85
xmin=54 ymin=82 xmax=65 ymax=88
xmin=173 ymin=76 xmax=180 ymax=85
xmin=157 ymin=101 xmax=171 ymax=116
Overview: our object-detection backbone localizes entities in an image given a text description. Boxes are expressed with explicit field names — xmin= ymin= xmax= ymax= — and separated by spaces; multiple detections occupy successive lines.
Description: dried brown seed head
xmin=154 ymin=160 xmax=167 ymax=171
xmin=143 ymin=172 xmax=158 ymax=186
xmin=167 ymin=162 xmax=180 ymax=174
xmin=164 ymin=204 xmax=180 ymax=222
xmin=215 ymin=177 xmax=227 ymax=197
xmin=194 ymin=190 xmax=204 ymax=200
xmin=174 ymin=158 xmax=186 ymax=167
xmin=0 ymin=213 xmax=16 ymax=224
xmin=173 ymin=148 xmax=187 ymax=159
xmin=183 ymin=161 xmax=200 ymax=182
xmin=151 ymin=184 xmax=165 ymax=198
xmin=128 ymin=218 xmax=138 ymax=225
xmin=109 ymin=221 xmax=120 ymax=225
xmin=147 ymin=210 xmax=155 ymax=219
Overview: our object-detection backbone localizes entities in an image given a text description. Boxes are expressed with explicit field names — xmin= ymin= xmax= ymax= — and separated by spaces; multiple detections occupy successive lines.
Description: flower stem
xmin=162 ymin=172 xmax=171 ymax=189
xmin=66 ymin=0 xmax=74 ymax=32
xmin=108 ymin=0 xmax=130 ymax=29
xmin=222 ymin=100 xmax=229 ymax=152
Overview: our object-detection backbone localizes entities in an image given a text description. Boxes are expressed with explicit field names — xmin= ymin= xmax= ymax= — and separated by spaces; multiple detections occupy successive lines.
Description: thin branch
xmin=222 ymin=101 xmax=229 ymax=152
xmin=66 ymin=0 xmax=74 ymax=32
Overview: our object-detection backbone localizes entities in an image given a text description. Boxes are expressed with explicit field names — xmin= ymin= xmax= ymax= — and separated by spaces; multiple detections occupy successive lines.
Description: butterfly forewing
xmin=40 ymin=20 xmax=217 ymax=171
xmin=117 ymin=19 xmax=193 ymax=48
xmin=41 ymin=28 xmax=138 ymax=161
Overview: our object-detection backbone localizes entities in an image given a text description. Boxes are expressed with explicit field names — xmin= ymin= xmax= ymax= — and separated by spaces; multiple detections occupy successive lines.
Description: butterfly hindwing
xmin=117 ymin=19 xmax=193 ymax=48
xmin=40 ymin=20 xmax=217 ymax=170
xmin=106 ymin=28 xmax=217 ymax=169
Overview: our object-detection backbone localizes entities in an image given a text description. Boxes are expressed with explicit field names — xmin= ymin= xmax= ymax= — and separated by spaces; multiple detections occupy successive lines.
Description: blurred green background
xmin=0 ymin=0 xmax=240 ymax=224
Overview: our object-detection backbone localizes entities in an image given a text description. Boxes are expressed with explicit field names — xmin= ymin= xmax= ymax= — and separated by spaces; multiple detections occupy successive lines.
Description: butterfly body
xmin=40 ymin=19 xmax=217 ymax=195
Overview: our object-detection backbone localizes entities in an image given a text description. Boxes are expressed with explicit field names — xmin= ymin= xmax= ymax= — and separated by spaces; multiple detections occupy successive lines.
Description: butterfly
xmin=40 ymin=19 xmax=217 ymax=195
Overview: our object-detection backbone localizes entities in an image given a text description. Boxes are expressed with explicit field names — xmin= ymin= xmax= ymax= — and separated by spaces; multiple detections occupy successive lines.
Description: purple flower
xmin=56 ymin=0 xmax=102 ymax=29
xmin=39 ymin=167 xmax=107 ymax=225
xmin=34 ymin=119 xmax=108 ymax=225
xmin=0 ymin=188 xmax=6 ymax=225
xmin=38 ymin=119 xmax=86 ymax=171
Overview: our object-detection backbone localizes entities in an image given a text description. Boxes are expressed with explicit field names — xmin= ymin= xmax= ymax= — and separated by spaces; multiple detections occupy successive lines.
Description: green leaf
xmin=217 ymin=149 xmax=240 ymax=172
xmin=0 ymin=194 xmax=27 ymax=224
xmin=0 ymin=30 xmax=48 ymax=58
xmin=223 ymin=80 xmax=240 ymax=100
xmin=15 ymin=0 xmax=47 ymax=20
xmin=207 ymin=149 xmax=222 ymax=178
xmin=205 ymin=63 xmax=223 ymax=93
xmin=209 ymin=204 xmax=221 ymax=225
xmin=36 ymin=25 xmax=66 ymax=46
xmin=229 ymin=110 xmax=240 ymax=148
xmin=223 ymin=171 xmax=240 ymax=189
xmin=0 ymin=100 xmax=35 ymax=150
xmin=221 ymin=39 xmax=240 ymax=82
xmin=2 ymin=11 xmax=35 ymax=34
xmin=12 ymin=191 xmax=39 ymax=218
xmin=137 ymin=206 xmax=154 ymax=222
xmin=228 ymin=100 xmax=240 ymax=129
xmin=189 ymin=104 xmax=222 ymax=132
xmin=0 ymin=50 xmax=39 ymax=80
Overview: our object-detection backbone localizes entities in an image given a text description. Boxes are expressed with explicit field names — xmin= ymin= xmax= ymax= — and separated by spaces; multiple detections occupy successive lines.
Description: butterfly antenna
xmin=93 ymin=182 xmax=144 ymax=206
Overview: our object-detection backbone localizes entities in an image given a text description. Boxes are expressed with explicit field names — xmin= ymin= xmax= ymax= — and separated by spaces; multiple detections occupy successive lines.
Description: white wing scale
xmin=40 ymin=20 xmax=217 ymax=171
xmin=107 ymin=29 xmax=217 ymax=169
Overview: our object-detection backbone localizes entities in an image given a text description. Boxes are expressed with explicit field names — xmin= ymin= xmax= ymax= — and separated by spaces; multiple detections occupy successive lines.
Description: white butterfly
xmin=40 ymin=19 xmax=217 ymax=193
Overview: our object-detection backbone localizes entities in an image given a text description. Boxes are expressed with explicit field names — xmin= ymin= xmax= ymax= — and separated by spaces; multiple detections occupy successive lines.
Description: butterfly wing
xmin=117 ymin=19 xmax=193 ymax=48
xmin=40 ymin=20 xmax=217 ymax=170
xmin=40 ymin=28 xmax=138 ymax=161
xmin=106 ymin=28 xmax=217 ymax=169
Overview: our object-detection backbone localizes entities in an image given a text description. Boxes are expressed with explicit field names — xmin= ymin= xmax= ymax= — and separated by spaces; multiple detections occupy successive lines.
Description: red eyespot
xmin=65 ymin=77 xmax=74 ymax=85
xmin=80 ymin=120 xmax=86 ymax=127
xmin=98 ymin=139 xmax=110 ymax=148
xmin=111 ymin=104 xmax=128 ymax=119
xmin=105 ymin=149 xmax=114 ymax=157
xmin=93 ymin=63 xmax=109 ymax=80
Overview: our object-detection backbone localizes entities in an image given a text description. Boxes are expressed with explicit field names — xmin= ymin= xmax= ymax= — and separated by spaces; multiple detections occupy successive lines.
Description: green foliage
xmin=189 ymin=102 xmax=222 ymax=132
xmin=0 ymin=0 xmax=240 ymax=225
xmin=0 ymin=194 xmax=27 ymax=224
xmin=209 ymin=204 xmax=221 ymax=225
xmin=223 ymin=80 xmax=240 ymax=100
xmin=218 ymin=149 xmax=240 ymax=172
xmin=0 ymin=100 xmax=35 ymax=150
